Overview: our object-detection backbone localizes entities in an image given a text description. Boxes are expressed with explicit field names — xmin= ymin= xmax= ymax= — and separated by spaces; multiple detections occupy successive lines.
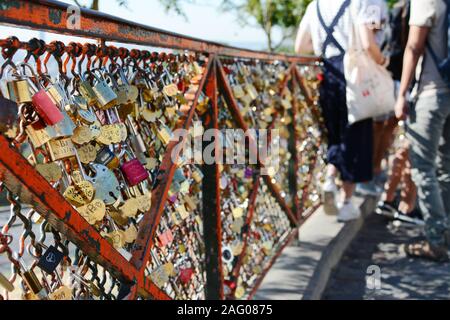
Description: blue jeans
xmin=407 ymin=91 xmax=450 ymax=246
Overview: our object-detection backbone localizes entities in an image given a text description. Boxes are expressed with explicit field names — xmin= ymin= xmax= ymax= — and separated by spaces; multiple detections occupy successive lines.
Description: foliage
xmin=157 ymin=0 xmax=313 ymax=51
xmin=221 ymin=0 xmax=313 ymax=52
xmin=73 ymin=0 xmax=128 ymax=11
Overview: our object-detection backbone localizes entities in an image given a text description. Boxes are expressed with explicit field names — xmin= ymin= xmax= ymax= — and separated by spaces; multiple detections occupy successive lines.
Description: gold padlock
xmin=153 ymin=121 xmax=173 ymax=146
xmin=46 ymin=82 xmax=66 ymax=106
xmin=7 ymin=79 xmax=32 ymax=104
xmin=78 ymin=79 xmax=98 ymax=106
xmin=92 ymin=73 xmax=118 ymax=110
xmin=26 ymin=125 xmax=56 ymax=148
xmin=47 ymin=137 xmax=76 ymax=161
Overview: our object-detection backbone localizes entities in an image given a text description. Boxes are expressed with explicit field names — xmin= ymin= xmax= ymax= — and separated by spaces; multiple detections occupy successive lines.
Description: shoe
xmin=375 ymin=201 xmax=397 ymax=218
xmin=337 ymin=200 xmax=361 ymax=222
xmin=404 ymin=241 xmax=449 ymax=263
xmin=355 ymin=180 xmax=383 ymax=197
xmin=376 ymin=201 xmax=425 ymax=226
xmin=322 ymin=178 xmax=338 ymax=215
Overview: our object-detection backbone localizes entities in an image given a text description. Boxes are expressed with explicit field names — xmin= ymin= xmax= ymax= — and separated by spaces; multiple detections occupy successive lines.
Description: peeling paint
xmin=63 ymin=210 xmax=71 ymax=222
xmin=48 ymin=8 xmax=62 ymax=25
xmin=0 ymin=0 xmax=20 ymax=11
xmin=80 ymin=229 xmax=100 ymax=252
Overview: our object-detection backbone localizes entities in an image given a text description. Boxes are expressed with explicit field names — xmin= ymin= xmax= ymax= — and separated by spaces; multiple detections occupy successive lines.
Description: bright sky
xmin=0 ymin=0 xmax=285 ymax=51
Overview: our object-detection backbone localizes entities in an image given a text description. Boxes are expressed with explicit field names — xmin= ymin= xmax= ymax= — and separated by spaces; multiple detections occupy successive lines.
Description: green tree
xmin=386 ymin=0 xmax=400 ymax=9
xmin=221 ymin=0 xmax=312 ymax=52
xmin=73 ymin=0 xmax=128 ymax=11
xmin=159 ymin=0 xmax=313 ymax=52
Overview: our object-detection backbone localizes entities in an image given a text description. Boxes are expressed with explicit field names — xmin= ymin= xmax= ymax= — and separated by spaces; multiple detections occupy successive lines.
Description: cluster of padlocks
xmin=0 ymin=37 xmax=207 ymax=300
xmin=0 ymin=35 xmax=325 ymax=300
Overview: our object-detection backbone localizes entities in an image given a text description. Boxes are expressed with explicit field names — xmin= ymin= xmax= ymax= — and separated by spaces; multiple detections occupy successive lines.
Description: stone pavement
xmin=323 ymin=213 xmax=450 ymax=300
xmin=254 ymin=197 xmax=372 ymax=300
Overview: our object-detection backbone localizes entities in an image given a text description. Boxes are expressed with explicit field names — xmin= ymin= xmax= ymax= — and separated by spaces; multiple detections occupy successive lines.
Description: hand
xmin=395 ymin=95 xmax=409 ymax=120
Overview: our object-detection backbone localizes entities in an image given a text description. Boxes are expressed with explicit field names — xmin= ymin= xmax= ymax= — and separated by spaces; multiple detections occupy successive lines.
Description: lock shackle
xmin=102 ymin=69 xmax=120 ymax=89
xmin=15 ymin=62 xmax=44 ymax=93
xmin=90 ymin=67 xmax=108 ymax=83
xmin=120 ymin=142 xmax=137 ymax=161
xmin=0 ymin=58 xmax=18 ymax=80
xmin=117 ymin=66 xmax=130 ymax=86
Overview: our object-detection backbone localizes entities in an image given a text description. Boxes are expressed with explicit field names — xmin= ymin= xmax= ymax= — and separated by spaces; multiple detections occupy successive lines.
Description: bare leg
xmin=382 ymin=147 xmax=408 ymax=203
xmin=398 ymin=156 xmax=417 ymax=214
xmin=374 ymin=117 xmax=399 ymax=175
xmin=342 ymin=181 xmax=355 ymax=202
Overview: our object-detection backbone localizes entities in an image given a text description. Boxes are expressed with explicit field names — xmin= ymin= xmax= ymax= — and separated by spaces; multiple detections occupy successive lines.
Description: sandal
xmin=404 ymin=241 xmax=449 ymax=263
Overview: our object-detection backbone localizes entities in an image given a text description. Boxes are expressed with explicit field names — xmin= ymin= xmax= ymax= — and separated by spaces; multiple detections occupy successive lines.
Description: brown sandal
xmin=404 ymin=241 xmax=449 ymax=262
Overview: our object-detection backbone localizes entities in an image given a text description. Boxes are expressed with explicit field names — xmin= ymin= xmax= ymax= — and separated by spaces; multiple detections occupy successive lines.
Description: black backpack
xmin=385 ymin=0 xmax=410 ymax=81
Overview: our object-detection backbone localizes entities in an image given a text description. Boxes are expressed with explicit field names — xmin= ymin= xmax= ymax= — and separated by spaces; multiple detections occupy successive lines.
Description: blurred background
xmin=0 ymin=0 xmax=401 ymax=53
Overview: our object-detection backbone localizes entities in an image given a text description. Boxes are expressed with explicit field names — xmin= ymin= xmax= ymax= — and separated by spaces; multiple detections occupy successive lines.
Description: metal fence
xmin=0 ymin=0 xmax=325 ymax=300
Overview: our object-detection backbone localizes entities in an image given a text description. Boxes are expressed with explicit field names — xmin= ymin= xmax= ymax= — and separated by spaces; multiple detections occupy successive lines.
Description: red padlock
xmin=17 ymin=62 xmax=64 ymax=126
xmin=32 ymin=89 xmax=64 ymax=125
xmin=179 ymin=268 xmax=193 ymax=284
xmin=120 ymin=150 xmax=149 ymax=186
xmin=158 ymin=229 xmax=174 ymax=248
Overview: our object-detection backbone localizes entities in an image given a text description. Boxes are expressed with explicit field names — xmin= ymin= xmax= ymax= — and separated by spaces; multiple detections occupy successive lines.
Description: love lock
xmin=85 ymin=163 xmax=121 ymax=206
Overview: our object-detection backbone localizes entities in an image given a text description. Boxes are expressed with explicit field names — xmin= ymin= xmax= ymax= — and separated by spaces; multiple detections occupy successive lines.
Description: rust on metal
xmin=216 ymin=60 xmax=299 ymax=227
xmin=0 ymin=0 xmax=319 ymax=63
xmin=130 ymin=57 xmax=214 ymax=273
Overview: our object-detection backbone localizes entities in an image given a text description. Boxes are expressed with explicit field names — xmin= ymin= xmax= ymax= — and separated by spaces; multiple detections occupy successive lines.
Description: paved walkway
xmin=323 ymin=213 xmax=450 ymax=300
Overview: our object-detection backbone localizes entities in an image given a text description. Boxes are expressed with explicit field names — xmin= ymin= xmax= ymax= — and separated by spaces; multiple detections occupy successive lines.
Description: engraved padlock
xmin=95 ymin=145 xmax=120 ymax=170
xmin=47 ymin=137 xmax=76 ymax=161
xmin=120 ymin=148 xmax=149 ymax=187
xmin=153 ymin=119 xmax=173 ymax=146
xmin=78 ymin=72 xmax=98 ymax=106
xmin=18 ymin=258 xmax=48 ymax=299
xmin=46 ymin=79 xmax=67 ymax=107
xmin=106 ymin=71 xmax=128 ymax=106
xmin=117 ymin=68 xmax=139 ymax=104
xmin=92 ymin=71 xmax=118 ymax=110
xmin=6 ymin=68 xmax=32 ymax=104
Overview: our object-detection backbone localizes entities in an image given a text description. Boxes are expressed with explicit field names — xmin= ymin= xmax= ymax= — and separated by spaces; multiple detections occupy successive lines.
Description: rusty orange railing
xmin=0 ymin=0 xmax=324 ymax=300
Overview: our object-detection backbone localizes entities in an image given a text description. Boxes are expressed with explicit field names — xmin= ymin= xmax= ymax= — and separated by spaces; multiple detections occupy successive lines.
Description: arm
xmin=395 ymin=25 xmax=430 ymax=119
xmin=359 ymin=25 xmax=386 ymax=65
xmin=295 ymin=23 xmax=314 ymax=55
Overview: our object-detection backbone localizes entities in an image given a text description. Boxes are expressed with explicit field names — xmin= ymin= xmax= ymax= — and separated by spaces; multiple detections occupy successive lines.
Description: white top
xmin=299 ymin=0 xmax=389 ymax=58
xmin=410 ymin=0 xmax=449 ymax=96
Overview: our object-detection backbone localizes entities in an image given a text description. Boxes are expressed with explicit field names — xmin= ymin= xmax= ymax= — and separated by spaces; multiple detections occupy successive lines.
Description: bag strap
xmin=317 ymin=0 xmax=351 ymax=56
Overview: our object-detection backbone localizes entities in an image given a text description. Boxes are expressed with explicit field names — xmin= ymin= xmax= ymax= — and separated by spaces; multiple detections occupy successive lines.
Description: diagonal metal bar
xmin=0 ymin=134 xmax=171 ymax=299
xmin=215 ymin=59 xmax=299 ymax=227
xmin=129 ymin=56 xmax=214 ymax=274
xmin=229 ymin=62 xmax=297 ymax=292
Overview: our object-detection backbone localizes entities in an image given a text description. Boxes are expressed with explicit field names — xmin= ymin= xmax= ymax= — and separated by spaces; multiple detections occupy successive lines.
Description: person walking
xmin=395 ymin=0 xmax=450 ymax=262
xmin=295 ymin=0 xmax=389 ymax=222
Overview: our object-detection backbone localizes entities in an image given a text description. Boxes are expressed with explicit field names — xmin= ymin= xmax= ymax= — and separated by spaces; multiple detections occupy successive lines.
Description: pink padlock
xmin=18 ymin=62 xmax=64 ymax=126
xmin=120 ymin=152 xmax=149 ymax=186
xmin=32 ymin=89 xmax=64 ymax=126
